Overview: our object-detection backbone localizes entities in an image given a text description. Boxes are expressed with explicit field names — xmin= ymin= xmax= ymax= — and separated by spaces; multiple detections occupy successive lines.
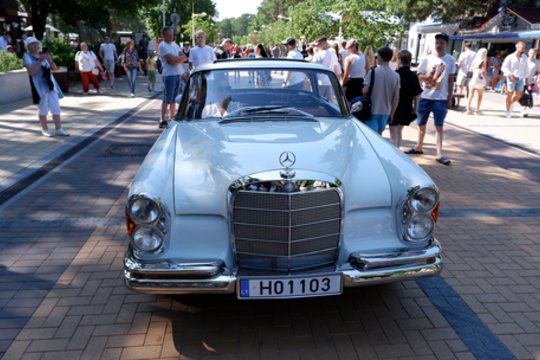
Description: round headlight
xmin=132 ymin=226 xmax=163 ymax=251
xmin=405 ymin=214 xmax=435 ymax=241
xmin=129 ymin=196 xmax=160 ymax=224
xmin=409 ymin=188 xmax=438 ymax=213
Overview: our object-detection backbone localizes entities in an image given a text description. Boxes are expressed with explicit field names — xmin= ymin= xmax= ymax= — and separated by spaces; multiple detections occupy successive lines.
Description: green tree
xmin=399 ymin=0 xmax=535 ymax=23
xmin=20 ymin=0 xmax=149 ymax=40
xmin=139 ymin=0 xmax=216 ymax=41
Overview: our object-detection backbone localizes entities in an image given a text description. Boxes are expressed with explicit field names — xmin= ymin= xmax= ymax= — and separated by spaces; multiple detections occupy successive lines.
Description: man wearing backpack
xmin=158 ymin=27 xmax=188 ymax=129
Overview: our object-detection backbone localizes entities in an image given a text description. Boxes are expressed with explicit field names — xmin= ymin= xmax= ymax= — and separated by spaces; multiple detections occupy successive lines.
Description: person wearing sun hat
xmin=23 ymin=36 xmax=69 ymax=137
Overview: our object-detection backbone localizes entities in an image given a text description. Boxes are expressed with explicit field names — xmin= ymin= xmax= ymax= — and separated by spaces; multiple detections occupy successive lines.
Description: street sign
xmin=171 ymin=13 xmax=180 ymax=25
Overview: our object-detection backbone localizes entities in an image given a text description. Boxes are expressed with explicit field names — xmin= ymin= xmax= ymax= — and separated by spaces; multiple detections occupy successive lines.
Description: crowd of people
xmin=10 ymin=26 xmax=539 ymax=167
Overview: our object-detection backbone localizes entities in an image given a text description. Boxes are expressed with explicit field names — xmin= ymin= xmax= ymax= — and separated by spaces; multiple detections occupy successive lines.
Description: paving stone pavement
xmin=0 ymin=76 xmax=539 ymax=359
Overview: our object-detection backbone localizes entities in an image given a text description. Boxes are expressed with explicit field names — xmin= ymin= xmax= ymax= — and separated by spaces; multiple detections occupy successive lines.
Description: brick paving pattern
xmin=0 ymin=82 xmax=539 ymax=359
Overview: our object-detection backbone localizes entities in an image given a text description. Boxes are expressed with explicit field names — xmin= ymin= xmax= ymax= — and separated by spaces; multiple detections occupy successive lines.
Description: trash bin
xmin=52 ymin=67 xmax=69 ymax=93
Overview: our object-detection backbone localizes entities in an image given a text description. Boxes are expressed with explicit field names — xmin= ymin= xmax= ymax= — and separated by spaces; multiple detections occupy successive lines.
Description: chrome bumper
xmin=124 ymin=240 xmax=442 ymax=295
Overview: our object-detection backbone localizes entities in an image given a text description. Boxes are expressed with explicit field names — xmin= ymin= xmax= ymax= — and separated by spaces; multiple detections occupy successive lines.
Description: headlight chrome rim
xmin=408 ymin=187 xmax=439 ymax=213
xmin=132 ymin=225 xmax=164 ymax=252
xmin=405 ymin=214 xmax=435 ymax=241
xmin=128 ymin=194 xmax=162 ymax=224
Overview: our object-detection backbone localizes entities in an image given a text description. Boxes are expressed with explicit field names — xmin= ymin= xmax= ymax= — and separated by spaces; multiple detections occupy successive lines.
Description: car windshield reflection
xmin=181 ymin=68 xmax=347 ymax=119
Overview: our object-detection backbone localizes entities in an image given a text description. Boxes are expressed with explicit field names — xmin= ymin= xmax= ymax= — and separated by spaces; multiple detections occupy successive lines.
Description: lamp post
xmin=192 ymin=7 xmax=207 ymax=46
xmin=162 ymin=0 xmax=166 ymax=28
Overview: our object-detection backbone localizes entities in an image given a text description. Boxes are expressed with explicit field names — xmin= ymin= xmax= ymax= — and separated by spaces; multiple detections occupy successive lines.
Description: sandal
xmin=404 ymin=148 xmax=424 ymax=155
xmin=436 ymin=156 xmax=452 ymax=166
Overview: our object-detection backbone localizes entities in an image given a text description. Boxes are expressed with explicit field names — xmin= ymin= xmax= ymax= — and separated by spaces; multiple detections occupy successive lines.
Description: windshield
xmin=179 ymin=68 xmax=348 ymax=120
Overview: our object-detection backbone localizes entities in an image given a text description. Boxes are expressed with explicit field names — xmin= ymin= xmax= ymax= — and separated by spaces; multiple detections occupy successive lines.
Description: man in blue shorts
xmin=501 ymin=41 xmax=528 ymax=118
xmin=405 ymin=33 xmax=455 ymax=166
xmin=158 ymin=27 xmax=188 ymax=128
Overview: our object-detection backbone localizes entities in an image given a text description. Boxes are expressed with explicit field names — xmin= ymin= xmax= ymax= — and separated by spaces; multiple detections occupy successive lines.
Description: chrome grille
xmin=232 ymin=188 xmax=341 ymax=272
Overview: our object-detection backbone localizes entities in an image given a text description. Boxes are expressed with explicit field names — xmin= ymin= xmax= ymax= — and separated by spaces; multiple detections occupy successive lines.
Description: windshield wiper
xmin=221 ymin=106 xmax=315 ymax=121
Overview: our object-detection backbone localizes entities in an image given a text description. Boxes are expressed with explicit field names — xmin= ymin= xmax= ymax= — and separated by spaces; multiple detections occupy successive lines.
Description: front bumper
xmin=124 ymin=239 xmax=443 ymax=295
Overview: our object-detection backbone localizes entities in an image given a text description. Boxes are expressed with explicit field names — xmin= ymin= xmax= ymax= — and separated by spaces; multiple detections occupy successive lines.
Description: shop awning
xmin=450 ymin=30 xmax=540 ymax=42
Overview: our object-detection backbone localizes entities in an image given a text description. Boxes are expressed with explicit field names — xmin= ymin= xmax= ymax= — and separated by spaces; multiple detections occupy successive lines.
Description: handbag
xmin=352 ymin=67 xmax=375 ymax=122
xmin=519 ymin=88 xmax=533 ymax=108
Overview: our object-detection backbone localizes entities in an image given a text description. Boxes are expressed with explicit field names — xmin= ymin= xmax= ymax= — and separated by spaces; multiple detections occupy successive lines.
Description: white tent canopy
xmin=23 ymin=24 xmax=62 ymax=33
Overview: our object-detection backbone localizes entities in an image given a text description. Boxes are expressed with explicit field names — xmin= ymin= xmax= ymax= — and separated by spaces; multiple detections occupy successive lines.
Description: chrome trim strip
xmin=349 ymin=239 xmax=442 ymax=270
xmin=123 ymin=241 xmax=443 ymax=295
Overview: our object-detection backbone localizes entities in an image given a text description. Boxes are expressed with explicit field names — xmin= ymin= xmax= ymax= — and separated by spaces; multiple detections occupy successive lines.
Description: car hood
xmin=173 ymin=118 xmax=392 ymax=215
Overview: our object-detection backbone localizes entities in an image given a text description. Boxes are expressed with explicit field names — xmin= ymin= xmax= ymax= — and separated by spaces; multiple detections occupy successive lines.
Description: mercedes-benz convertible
xmin=124 ymin=58 xmax=442 ymax=299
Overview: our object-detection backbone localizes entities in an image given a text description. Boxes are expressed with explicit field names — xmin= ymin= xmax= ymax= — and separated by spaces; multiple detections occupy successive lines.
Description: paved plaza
xmin=0 ymin=75 xmax=539 ymax=359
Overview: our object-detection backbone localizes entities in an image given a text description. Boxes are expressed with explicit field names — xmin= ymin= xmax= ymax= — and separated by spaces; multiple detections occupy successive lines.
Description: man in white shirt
xmin=158 ymin=27 xmax=188 ymax=128
xmin=189 ymin=30 xmax=216 ymax=69
xmin=311 ymin=37 xmax=341 ymax=99
xmin=456 ymin=42 xmax=476 ymax=97
xmin=405 ymin=33 xmax=455 ymax=166
xmin=282 ymin=37 xmax=304 ymax=90
xmin=99 ymin=36 xmax=117 ymax=89
xmin=501 ymin=41 xmax=528 ymax=118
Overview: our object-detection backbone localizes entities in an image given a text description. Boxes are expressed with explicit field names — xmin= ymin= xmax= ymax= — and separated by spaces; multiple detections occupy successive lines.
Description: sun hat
xmin=25 ymin=36 xmax=41 ymax=49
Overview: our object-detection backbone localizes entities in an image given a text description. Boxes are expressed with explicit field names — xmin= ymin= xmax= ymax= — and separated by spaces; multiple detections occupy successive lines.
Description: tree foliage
xmin=139 ymin=0 xmax=216 ymax=42
xmin=399 ymin=0 xmax=535 ymax=23
xmin=20 ymin=0 xmax=149 ymax=40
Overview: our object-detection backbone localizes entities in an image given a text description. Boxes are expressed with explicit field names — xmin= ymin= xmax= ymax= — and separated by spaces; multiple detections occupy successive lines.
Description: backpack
xmin=156 ymin=58 xmax=163 ymax=74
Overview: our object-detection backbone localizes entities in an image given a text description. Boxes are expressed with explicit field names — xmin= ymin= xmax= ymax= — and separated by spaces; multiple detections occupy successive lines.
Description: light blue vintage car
xmin=124 ymin=59 xmax=442 ymax=299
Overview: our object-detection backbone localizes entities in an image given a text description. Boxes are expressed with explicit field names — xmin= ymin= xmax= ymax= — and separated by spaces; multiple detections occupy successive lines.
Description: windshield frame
xmin=175 ymin=66 xmax=350 ymax=121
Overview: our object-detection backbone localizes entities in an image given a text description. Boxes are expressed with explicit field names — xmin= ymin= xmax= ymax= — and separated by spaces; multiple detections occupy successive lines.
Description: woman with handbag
xmin=466 ymin=48 xmax=487 ymax=115
xmin=75 ymin=42 xmax=103 ymax=95
xmin=389 ymin=50 xmax=423 ymax=148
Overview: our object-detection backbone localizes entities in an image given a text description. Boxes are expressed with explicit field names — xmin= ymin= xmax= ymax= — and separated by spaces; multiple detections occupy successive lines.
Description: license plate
xmin=237 ymin=274 xmax=342 ymax=299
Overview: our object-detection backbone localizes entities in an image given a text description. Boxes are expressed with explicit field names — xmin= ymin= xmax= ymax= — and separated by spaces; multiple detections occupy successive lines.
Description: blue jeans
xmin=126 ymin=67 xmax=138 ymax=94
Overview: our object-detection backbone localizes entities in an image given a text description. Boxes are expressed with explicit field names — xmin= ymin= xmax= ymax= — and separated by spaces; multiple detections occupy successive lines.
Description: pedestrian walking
xmin=23 ymin=36 xmax=69 ymax=137
xmin=456 ymin=42 xmax=476 ymax=98
xmin=388 ymin=50 xmax=423 ymax=148
xmin=405 ymin=33 xmax=455 ymax=166
xmin=215 ymin=38 xmax=232 ymax=60
xmin=146 ymin=51 xmax=158 ymax=92
xmin=362 ymin=46 xmax=400 ymax=135
xmin=501 ymin=41 xmax=528 ymax=118
xmin=189 ymin=30 xmax=216 ymax=69
xmin=341 ymin=39 xmax=366 ymax=103
xmin=312 ymin=37 xmax=341 ymax=98
xmin=364 ymin=45 xmax=375 ymax=73
xmin=466 ymin=48 xmax=488 ymax=115
xmin=254 ymin=43 xmax=272 ymax=88
xmin=158 ymin=27 xmax=188 ymax=128
xmin=75 ymin=42 xmax=104 ymax=95
xmin=122 ymin=40 xmax=142 ymax=97
xmin=521 ymin=48 xmax=539 ymax=117
xmin=489 ymin=50 xmax=503 ymax=90
xmin=281 ymin=37 xmax=304 ymax=90
xmin=99 ymin=35 xmax=117 ymax=89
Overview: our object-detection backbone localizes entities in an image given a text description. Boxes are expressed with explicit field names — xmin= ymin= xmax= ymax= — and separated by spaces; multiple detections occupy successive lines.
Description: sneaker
xmin=130 ymin=93 xmax=135 ymax=98
xmin=55 ymin=128 xmax=70 ymax=136
xmin=158 ymin=120 xmax=168 ymax=129
xmin=41 ymin=129 xmax=53 ymax=137
xmin=475 ymin=110 xmax=483 ymax=115
xmin=504 ymin=111 xmax=512 ymax=118
xmin=466 ymin=109 xmax=473 ymax=115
